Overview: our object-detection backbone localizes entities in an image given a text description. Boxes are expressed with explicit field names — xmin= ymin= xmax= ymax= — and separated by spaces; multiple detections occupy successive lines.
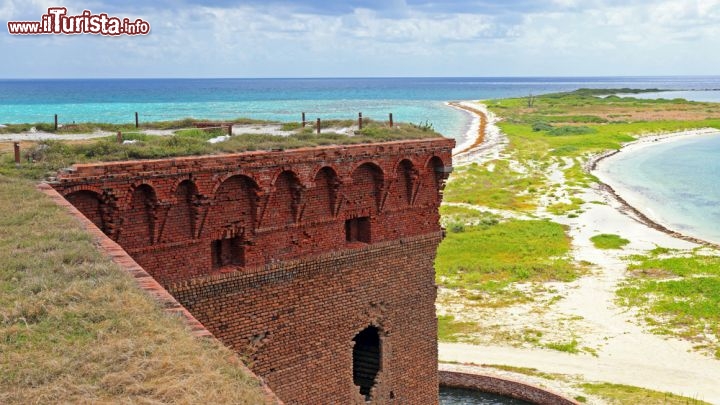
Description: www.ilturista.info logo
xmin=7 ymin=7 xmax=150 ymax=36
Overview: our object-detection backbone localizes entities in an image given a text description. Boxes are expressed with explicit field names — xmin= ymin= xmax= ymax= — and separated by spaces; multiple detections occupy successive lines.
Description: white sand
xmin=439 ymin=104 xmax=720 ymax=404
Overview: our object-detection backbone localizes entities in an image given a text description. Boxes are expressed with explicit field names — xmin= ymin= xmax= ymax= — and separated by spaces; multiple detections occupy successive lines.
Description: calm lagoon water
xmin=599 ymin=133 xmax=720 ymax=244
xmin=440 ymin=387 xmax=532 ymax=405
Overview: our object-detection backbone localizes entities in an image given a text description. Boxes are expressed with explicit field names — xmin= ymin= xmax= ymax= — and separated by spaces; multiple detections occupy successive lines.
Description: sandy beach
xmin=438 ymin=101 xmax=720 ymax=404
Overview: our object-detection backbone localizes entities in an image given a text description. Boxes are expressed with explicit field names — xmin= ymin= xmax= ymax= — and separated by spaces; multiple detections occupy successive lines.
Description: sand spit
xmin=438 ymin=103 xmax=720 ymax=404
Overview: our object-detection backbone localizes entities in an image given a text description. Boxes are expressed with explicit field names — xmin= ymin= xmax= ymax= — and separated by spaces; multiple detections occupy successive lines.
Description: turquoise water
xmin=600 ymin=133 xmax=720 ymax=244
xmin=440 ymin=387 xmax=532 ymax=404
xmin=3 ymin=77 xmax=720 ymax=143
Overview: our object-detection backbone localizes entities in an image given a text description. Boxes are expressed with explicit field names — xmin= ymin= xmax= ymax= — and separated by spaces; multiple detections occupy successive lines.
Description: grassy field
xmin=617 ymin=248 xmax=720 ymax=357
xmin=0 ymin=175 xmax=270 ymax=403
xmin=435 ymin=218 xmax=577 ymax=290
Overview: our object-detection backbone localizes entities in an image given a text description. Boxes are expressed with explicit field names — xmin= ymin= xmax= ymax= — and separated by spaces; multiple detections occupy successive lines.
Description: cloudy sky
xmin=2 ymin=0 xmax=720 ymax=78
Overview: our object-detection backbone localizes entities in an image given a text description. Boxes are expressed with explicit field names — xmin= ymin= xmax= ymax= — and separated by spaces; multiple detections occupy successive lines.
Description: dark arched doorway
xmin=352 ymin=326 xmax=381 ymax=400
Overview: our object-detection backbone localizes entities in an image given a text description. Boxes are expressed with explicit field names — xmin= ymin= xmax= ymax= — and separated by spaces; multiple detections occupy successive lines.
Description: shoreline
xmin=438 ymin=104 xmax=720 ymax=403
xmin=590 ymin=128 xmax=720 ymax=249
xmin=447 ymin=101 xmax=486 ymax=155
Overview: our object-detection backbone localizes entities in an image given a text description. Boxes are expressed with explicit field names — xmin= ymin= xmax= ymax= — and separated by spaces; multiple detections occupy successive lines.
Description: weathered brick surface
xmin=51 ymin=138 xmax=454 ymax=405
xmin=438 ymin=368 xmax=580 ymax=405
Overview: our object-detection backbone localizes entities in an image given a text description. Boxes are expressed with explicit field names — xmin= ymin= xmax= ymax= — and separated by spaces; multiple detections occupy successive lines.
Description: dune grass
xmin=0 ymin=175 xmax=270 ymax=404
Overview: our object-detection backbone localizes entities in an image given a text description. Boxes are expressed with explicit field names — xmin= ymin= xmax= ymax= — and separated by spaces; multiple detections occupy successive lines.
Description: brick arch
xmin=345 ymin=162 xmax=384 ymax=217
xmin=65 ymin=189 xmax=105 ymax=231
xmin=306 ymin=166 xmax=341 ymax=221
xmin=204 ymin=174 xmax=259 ymax=239
xmin=264 ymin=170 xmax=303 ymax=227
xmin=61 ymin=184 xmax=105 ymax=197
xmin=117 ymin=184 xmax=158 ymax=248
xmin=210 ymin=171 xmax=261 ymax=199
xmin=416 ymin=156 xmax=447 ymax=207
xmin=389 ymin=159 xmax=417 ymax=208
xmin=162 ymin=179 xmax=198 ymax=243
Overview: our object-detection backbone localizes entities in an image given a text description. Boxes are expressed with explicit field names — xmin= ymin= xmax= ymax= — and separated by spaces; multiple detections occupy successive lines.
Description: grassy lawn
xmin=617 ymin=248 xmax=720 ymax=357
xmin=0 ymin=175 xmax=269 ymax=403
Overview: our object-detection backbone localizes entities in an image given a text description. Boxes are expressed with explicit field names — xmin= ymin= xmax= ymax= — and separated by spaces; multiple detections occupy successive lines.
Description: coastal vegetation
xmin=435 ymin=90 xmax=720 ymax=357
xmin=579 ymin=382 xmax=711 ymax=405
xmin=590 ymin=234 xmax=630 ymax=250
xmin=0 ymin=119 xmax=440 ymax=180
xmin=618 ymin=248 xmax=720 ymax=357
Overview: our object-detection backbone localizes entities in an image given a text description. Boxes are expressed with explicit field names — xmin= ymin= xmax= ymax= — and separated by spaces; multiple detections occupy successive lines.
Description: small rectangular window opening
xmin=345 ymin=217 xmax=371 ymax=243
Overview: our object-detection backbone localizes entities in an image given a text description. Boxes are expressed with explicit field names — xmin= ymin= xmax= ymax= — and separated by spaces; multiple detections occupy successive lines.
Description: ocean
xmin=3 ymin=76 xmax=720 ymax=141
xmin=2 ymin=76 xmax=720 ymax=243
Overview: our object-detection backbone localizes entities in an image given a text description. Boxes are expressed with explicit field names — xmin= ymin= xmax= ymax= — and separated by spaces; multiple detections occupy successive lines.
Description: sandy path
xmin=439 ymin=102 xmax=720 ymax=404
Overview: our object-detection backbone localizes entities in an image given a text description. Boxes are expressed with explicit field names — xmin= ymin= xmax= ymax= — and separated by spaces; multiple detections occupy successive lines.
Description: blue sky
xmin=2 ymin=0 xmax=720 ymax=78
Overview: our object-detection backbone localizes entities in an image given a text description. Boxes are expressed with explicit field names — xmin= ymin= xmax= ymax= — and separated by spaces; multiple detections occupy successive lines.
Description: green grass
xmin=443 ymin=160 xmax=543 ymax=211
xmin=2 ymin=120 xmax=442 ymax=180
xmin=0 ymin=175 xmax=269 ymax=403
xmin=591 ymin=234 xmax=630 ymax=249
xmin=580 ymin=382 xmax=711 ymax=405
xmin=617 ymin=250 xmax=720 ymax=357
xmin=480 ymin=364 xmax=565 ymax=381
xmin=0 ymin=117 xmax=274 ymax=134
xmin=437 ymin=315 xmax=477 ymax=342
xmin=543 ymin=339 xmax=580 ymax=354
xmin=435 ymin=219 xmax=578 ymax=290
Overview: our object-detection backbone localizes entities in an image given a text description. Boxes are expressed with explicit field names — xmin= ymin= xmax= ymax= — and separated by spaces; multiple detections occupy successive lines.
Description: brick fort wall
xmin=51 ymin=138 xmax=454 ymax=404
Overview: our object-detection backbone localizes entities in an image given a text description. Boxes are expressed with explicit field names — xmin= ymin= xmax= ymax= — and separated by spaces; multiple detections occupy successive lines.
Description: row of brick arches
xmin=64 ymin=157 xmax=446 ymax=253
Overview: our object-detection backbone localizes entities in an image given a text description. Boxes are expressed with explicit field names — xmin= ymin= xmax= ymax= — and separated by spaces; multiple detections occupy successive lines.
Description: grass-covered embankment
xmin=0 ymin=175 xmax=271 ymax=403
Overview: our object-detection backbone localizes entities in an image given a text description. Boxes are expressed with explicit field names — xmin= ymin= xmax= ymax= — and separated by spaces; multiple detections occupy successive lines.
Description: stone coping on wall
xmin=439 ymin=364 xmax=580 ymax=405
xmin=37 ymin=182 xmax=284 ymax=405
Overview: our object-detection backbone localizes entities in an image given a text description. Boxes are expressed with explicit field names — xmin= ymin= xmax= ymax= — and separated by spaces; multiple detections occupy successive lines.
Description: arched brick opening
xmin=65 ymin=190 xmax=104 ymax=232
xmin=352 ymin=326 xmax=381 ymax=401
xmin=206 ymin=175 xmax=259 ymax=268
xmin=306 ymin=167 xmax=339 ymax=221
xmin=265 ymin=170 xmax=302 ymax=227
xmin=118 ymin=184 xmax=157 ymax=248
xmin=391 ymin=159 xmax=415 ymax=207
xmin=162 ymin=180 xmax=197 ymax=243
xmin=417 ymin=156 xmax=446 ymax=206
xmin=347 ymin=162 xmax=384 ymax=215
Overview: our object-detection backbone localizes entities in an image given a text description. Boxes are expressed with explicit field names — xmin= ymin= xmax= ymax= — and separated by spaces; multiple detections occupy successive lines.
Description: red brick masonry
xmin=439 ymin=368 xmax=580 ymax=405
xmin=51 ymin=138 xmax=454 ymax=404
